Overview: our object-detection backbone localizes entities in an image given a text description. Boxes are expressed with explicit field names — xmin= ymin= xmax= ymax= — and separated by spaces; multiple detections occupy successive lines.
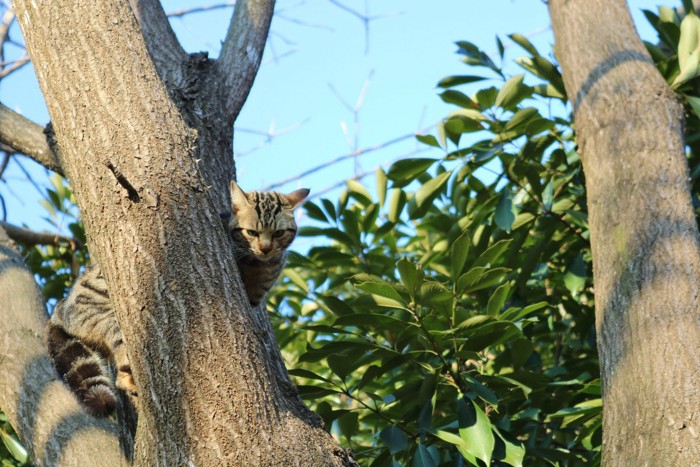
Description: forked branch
xmin=219 ymin=0 xmax=275 ymax=120
xmin=128 ymin=0 xmax=187 ymax=86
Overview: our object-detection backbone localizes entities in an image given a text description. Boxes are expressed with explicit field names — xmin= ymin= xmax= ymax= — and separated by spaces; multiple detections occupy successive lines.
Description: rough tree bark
xmin=2 ymin=0 xmax=353 ymax=465
xmin=550 ymin=0 xmax=700 ymax=463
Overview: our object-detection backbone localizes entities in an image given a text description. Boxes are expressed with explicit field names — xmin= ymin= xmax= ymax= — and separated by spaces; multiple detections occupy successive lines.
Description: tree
xmin=0 ymin=0 xmax=353 ymax=464
xmin=5 ymin=0 xmax=700 ymax=465
xmin=550 ymin=0 xmax=700 ymax=463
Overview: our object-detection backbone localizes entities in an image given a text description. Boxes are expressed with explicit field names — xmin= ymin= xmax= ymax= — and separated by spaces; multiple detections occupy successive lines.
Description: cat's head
xmin=228 ymin=180 xmax=309 ymax=261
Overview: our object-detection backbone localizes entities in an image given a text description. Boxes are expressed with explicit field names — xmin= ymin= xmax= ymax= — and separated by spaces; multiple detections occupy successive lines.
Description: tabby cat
xmin=46 ymin=181 xmax=309 ymax=416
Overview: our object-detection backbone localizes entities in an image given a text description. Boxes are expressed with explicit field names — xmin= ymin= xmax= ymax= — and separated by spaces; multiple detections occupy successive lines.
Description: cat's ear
xmin=282 ymin=188 xmax=310 ymax=209
xmin=230 ymin=180 xmax=251 ymax=213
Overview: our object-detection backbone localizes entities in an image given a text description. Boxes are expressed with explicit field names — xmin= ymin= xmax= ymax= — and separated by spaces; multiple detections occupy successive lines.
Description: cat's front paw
xmin=116 ymin=365 xmax=137 ymax=396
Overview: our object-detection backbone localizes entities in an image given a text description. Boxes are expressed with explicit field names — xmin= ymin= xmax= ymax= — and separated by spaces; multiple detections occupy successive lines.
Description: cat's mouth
xmin=252 ymin=250 xmax=277 ymax=261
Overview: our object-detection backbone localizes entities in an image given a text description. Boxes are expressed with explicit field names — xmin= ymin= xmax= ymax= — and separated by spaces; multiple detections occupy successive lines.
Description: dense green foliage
xmin=5 ymin=3 xmax=700 ymax=465
xmin=270 ymin=35 xmax=596 ymax=467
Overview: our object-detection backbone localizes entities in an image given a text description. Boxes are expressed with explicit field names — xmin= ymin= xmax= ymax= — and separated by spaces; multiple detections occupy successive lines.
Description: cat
xmin=46 ymin=180 xmax=309 ymax=416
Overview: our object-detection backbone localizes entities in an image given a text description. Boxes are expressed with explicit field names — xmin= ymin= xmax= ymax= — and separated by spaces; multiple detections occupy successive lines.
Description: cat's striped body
xmin=47 ymin=181 xmax=309 ymax=416
xmin=46 ymin=266 xmax=134 ymax=416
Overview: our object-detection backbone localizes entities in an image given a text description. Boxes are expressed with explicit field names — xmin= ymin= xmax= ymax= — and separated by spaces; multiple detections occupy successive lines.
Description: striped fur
xmin=228 ymin=181 xmax=309 ymax=306
xmin=46 ymin=265 xmax=135 ymax=416
xmin=47 ymin=182 xmax=308 ymax=416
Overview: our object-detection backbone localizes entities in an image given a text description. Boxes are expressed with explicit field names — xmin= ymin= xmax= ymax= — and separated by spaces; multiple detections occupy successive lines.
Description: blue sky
xmin=0 ymin=0 xmax=677 ymax=234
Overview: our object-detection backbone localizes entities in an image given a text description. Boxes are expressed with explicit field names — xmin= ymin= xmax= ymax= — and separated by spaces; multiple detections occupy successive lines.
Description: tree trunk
xmin=550 ymin=0 xmax=700 ymax=463
xmin=9 ymin=0 xmax=351 ymax=465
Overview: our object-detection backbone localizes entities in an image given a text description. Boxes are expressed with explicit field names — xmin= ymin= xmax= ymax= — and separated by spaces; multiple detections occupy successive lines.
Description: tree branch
xmin=219 ymin=0 xmax=275 ymax=120
xmin=0 ymin=221 xmax=82 ymax=249
xmin=128 ymin=0 xmax=187 ymax=85
xmin=0 ymin=103 xmax=61 ymax=174
xmin=0 ymin=227 xmax=126 ymax=466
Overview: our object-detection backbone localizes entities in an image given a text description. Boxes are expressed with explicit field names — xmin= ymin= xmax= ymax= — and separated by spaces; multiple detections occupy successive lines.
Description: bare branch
xmin=0 ymin=221 xmax=82 ymax=249
xmin=0 ymin=151 xmax=10 ymax=179
xmin=128 ymin=0 xmax=187 ymax=84
xmin=0 ymin=103 xmax=61 ymax=174
xmin=167 ymin=1 xmax=237 ymax=18
xmin=0 ymin=55 xmax=30 ymax=78
xmin=262 ymin=130 xmax=424 ymax=191
xmin=235 ymin=117 xmax=308 ymax=156
xmin=0 ymin=227 xmax=126 ymax=466
xmin=308 ymin=147 xmax=432 ymax=200
xmin=219 ymin=0 xmax=275 ymax=120
xmin=0 ymin=4 xmax=15 ymax=51
xmin=327 ymin=0 xmax=402 ymax=53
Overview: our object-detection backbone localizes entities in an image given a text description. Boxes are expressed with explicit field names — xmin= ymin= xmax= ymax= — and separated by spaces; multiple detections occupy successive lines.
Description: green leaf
xmin=415 ymin=134 xmax=441 ymax=149
xmin=398 ymin=258 xmax=421 ymax=297
xmin=495 ymin=75 xmax=530 ymax=110
xmin=440 ymin=90 xmax=477 ymax=108
xmin=542 ymin=179 xmax=554 ymax=210
xmin=487 ymin=282 xmax=511 ymax=316
xmin=413 ymin=444 xmax=439 ymax=467
xmin=458 ymin=398 xmax=495 ymax=465
xmin=327 ymin=354 xmax=354 ymax=380
xmin=431 ymin=430 xmax=478 ymax=464
xmin=388 ymin=188 xmax=407 ymax=223
xmin=354 ymin=274 xmax=406 ymax=304
xmin=683 ymin=0 xmax=695 ymax=15
xmin=564 ymin=253 xmax=587 ymax=295
xmin=338 ymin=412 xmax=359 ymax=440
xmin=458 ymin=267 xmax=510 ymax=295
xmin=500 ymin=301 xmax=549 ymax=322
xmin=475 ymin=87 xmax=498 ymax=108
xmin=321 ymin=296 xmax=355 ymax=316
xmin=0 ymin=428 xmax=28 ymax=464
xmin=321 ymin=198 xmax=337 ymax=221
xmin=504 ymin=107 xmax=539 ymax=132
xmin=456 ymin=40 xmax=500 ymax=74
xmin=304 ymin=201 xmax=328 ymax=223
xmin=347 ymin=180 xmax=372 ymax=206
xmin=688 ymin=95 xmax=700 ymax=118
xmin=678 ymin=12 xmax=700 ymax=72
xmin=509 ymin=33 xmax=539 ymax=57
xmin=451 ymin=231 xmax=471 ymax=278
xmin=437 ymin=75 xmax=488 ymax=88
xmin=496 ymin=35 xmax=505 ymax=60
xmin=410 ymin=171 xmax=451 ymax=219
xmin=471 ymin=239 xmax=512 ymax=270
xmin=387 ymin=158 xmax=436 ymax=187
xmin=418 ymin=398 xmax=433 ymax=435
xmin=493 ymin=427 xmax=525 ymax=467
xmin=494 ymin=190 xmax=516 ymax=232
xmin=376 ymin=167 xmax=388 ymax=207
xmin=380 ymin=426 xmax=408 ymax=455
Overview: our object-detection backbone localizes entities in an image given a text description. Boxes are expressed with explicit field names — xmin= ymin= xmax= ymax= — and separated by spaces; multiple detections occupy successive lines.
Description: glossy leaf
xmin=380 ymin=426 xmax=408 ymax=455
xmin=458 ymin=398 xmax=495 ymax=465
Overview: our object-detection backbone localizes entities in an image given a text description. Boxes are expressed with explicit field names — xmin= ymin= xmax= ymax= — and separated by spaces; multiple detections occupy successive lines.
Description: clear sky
xmin=0 ymin=0 xmax=676 ymax=235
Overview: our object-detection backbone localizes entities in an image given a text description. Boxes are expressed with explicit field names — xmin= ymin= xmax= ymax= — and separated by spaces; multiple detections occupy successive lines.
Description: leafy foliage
xmin=268 ymin=35 xmax=600 ymax=465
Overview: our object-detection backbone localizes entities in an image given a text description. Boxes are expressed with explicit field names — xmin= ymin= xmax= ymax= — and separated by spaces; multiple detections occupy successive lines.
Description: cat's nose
xmin=260 ymin=243 xmax=273 ymax=254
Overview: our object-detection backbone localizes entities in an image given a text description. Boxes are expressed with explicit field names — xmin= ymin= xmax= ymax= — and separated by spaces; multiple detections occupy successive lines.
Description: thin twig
xmin=0 ymin=55 xmax=29 ymax=79
xmin=0 ymin=151 xmax=10 ymax=179
xmin=167 ymin=1 xmax=237 ymax=18
xmin=262 ymin=129 xmax=430 ymax=191
xmin=327 ymin=0 xmax=402 ymax=53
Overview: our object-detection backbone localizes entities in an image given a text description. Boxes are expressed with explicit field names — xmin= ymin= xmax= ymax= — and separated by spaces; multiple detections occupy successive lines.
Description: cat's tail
xmin=46 ymin=322 xmax=117 ymax=417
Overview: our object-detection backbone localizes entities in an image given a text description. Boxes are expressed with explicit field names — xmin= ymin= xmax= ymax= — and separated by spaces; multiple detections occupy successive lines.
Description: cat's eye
xmin=273 ymin=230 xmax=285 ymax=238
xmin=246 ymin=229 xmax=259 ymax=237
